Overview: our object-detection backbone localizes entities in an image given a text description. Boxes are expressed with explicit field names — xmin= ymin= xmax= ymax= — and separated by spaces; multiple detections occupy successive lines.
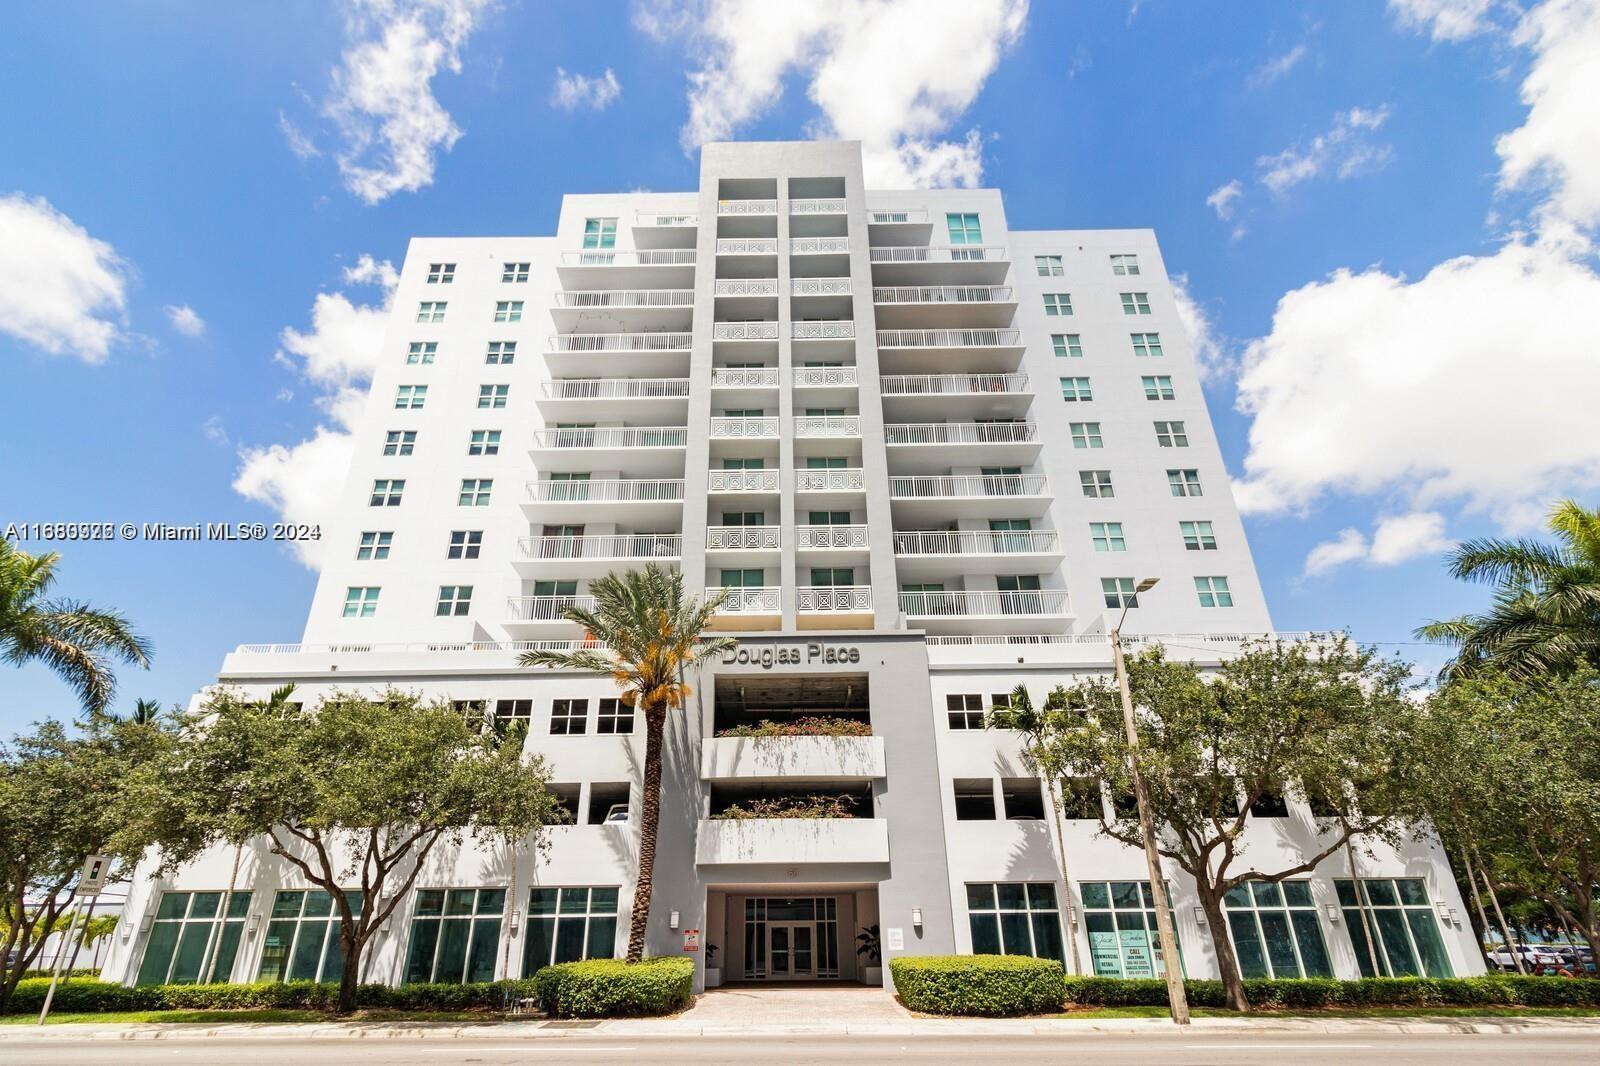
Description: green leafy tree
xmin=1417 ymin=499 xmax=1600 ymax=682
xmin=147 ymin=690 xmax=561 ymax=1013
xmin=1031 ymin=637 xmax=1423 ymax=1011
xmin=520 ymin=564 xmax=734 ymax=962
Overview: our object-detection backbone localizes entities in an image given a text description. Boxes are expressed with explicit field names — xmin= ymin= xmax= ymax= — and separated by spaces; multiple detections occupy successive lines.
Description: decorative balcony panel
xmin=705 ymin=527 xmax=781 ymax=551
xmin=878 ymin=373 xmax=1028 ymax=396
xmin=541 ymin=379 xmax=690 ymax=400
xmin=548 ymin=333 xmax=692 ymax=352
xmin=872 ymin=285 xmax=1013 ymax=305
xmin=507 ymin=595 xmax=597 ymax=622
xmin=796 ymin=585 xmax=873 ymax=612
xmin=709 ymin=586 xmax=782 ymax=613
xmin=876 ymin=329 xmax=1022 ymax=348
xmin=866 ymin=208 xmax=929 ymax=224
xmin=788 ymin=198 xmax=848 ymax=214
xmin=795 ymin=525 xmax=869 ymax=551
xmin=791 ymin=236 xmax=851 ymax=254
xmin=527 ymin=479 xmax=684 ymax=503
xmin=560 ymin=250 xmax=697 ymax=266
xmin=899 ymin=590 xmax=1070 ymax=617
xmin=530 ymin=427 xmax=687 ymax=449
xmin=883 ymin=422 xmax=1037 ymax=445
xmin=892 ymin=530 xmax=1060 ymax=556
xmin=635 ymin=211 xmax=698 ymax=227
xmin=709 ymin=416 xmax=780 ymax=438
xmin=869 ymin=246 xmax=1007 ymax=264
xmin=791 ymin=320 xmax=855 ymax=340
xmin=716 ymin=237 xmax=778 ymax=255
xmin=711 ymin=368 xmax=780 ymax=388
xmin=717 ymin=199 xmax=778 ymax=215
xmin=552 ymin=290 xmax=694 ymax=309
xmin=888 ymin=474 xmax=1048 ymax=499
xmin=715 ymin=278 xmax=780 ymax=297
xmin=791 ymin=277 xmax=854 ymax=297
xmin=708 ymin=469 xmax=781 ymax=493
xmin=794 ymin=416 xmax=861 ymax=438
xmin=518 ymin=534 xmax=683 ymax=561
xmin=793 ymin=366 xmax=859 ymax=388
xmin=795 ymin=468 xmax=865 ymax=493
xmin=712 ymin=321 xmax=780 ymax=341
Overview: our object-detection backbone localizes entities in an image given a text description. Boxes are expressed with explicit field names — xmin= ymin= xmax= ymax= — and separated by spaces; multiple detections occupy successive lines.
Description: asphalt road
xmin=4 ymin=1031 xmax=1599 ymax=1065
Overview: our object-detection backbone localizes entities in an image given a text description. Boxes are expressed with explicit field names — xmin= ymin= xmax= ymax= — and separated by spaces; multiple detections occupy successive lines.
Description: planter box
xmin=701 ymin=735 xmax=885 ymax=781
xmin=694 ymin=818 xmax=890 ymax=865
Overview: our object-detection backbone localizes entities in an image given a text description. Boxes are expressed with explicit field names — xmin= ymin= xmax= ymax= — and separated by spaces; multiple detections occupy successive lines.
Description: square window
xmin=458 ymin=478 xmax=493 ymax=506
xmin=596 ymin=698 xmax=634 ymax=735
xmin=946 ymin=212 xmax=982 ymax=246
xmin=426 ymin=263 xmax=455 ymax=284
xmin=1059 ymin=376 xmax=1092 ymax=402
xmin=1110 ymin=254 xmax=1140 ymax=276
xmin=1101 ymin=577 xmax=1138 ymax=609
xmin=1079 ymin=470 xmax=1114 ymax=498
xmin=1090 ymin=522 xmax=1126 ymax=552
xmin=447 ymin=530 xmax=482 ymax=559
xmin=416 ymin=301 xmax=446 ymax=323
xmin=342 ymin=586 xmax=380 ymax=618
xmin=478 ymin=384 xmax=509 ymax=409
xmin=370 ymin=479 xmax=404 ymax=506
xmin=946 ymin=693 xmax=985 ymax=730
xmin=356 ymin=531 xmax=392 ymax=560
xmin=435 ymin=585 xmax=473 ymax=617
xmin=954 ymin=779 xmax=997 ymax=819
xmin=407 ymin=341 xmax=437 ymax=365
xmin=383 ymin=430 xmax=416 ymax=456
xmin=1131 ymin=333 xmax=1163 ymax=358
xmin=1070 ymin=422 xmax=1102 ymax=449
xmin=1167 ymin=469 xmax=1203 ymax=497
xmin=394 ymin=384 xmax=428 ymax=409
xmin=551 ymin=698 xmax=588 ymax=735
xmin=486 ymin=341 xmax=516 ymax=365
xmin=1155 ymin=421 xmax=1189 ymax=447
xmin=582 ymin=218 xmax=617 ymax=250
xmin=494 ymin=300 xmax=523 ymax=323
xmin=1141 ymin=375 xmax=1175 ymax=401
xmin=1052 ymin=333 xmax=1083 ymax=358
xmin=468 ymin=430 xmax=501 ymax=456
xmin=1195 ymin=576 xmax=1234 ymax=608
xmin=1035 ymin=254 xmax=1064 ymax=276
xmin=1120 ymin=292 xmax=1152 ymax=315
xmin=1180 ymin=521 xmax=1217 ymax=550
xmin=502 ymin=261 xmax=530 ymax=283
xmin=1043 ymin=293 xmax=1073 ymax=316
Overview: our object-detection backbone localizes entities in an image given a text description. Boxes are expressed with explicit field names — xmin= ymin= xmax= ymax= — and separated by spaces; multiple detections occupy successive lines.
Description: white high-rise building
xmin=104 ymin=142 xmax=1477 ymax=991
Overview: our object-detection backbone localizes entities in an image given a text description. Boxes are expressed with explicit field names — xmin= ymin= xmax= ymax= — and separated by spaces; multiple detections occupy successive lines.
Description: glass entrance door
xmin=767 ymin=922 xmax=816 ymax=979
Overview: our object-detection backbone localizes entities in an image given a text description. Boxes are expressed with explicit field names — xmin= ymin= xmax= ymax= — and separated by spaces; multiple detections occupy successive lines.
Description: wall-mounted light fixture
xmin=1064 ymin=903 xmax=1077 ymax=927
xmin=246 ymin=914 xmax=261 ymax=936
xmin=669 ymin=910 xmax=681 ymax=930
xmin=1325 ymin=903 xmax=1340 ymax=922
xmin=911 ymin=907 xmax=923 ymax=929
xmin=139 ymin=913 xmax=154 ymax=933
xmin=509 ymin=909 xmax=522 ymax=935
xmin=1193 ymin=907 xmax=1206 ymax=925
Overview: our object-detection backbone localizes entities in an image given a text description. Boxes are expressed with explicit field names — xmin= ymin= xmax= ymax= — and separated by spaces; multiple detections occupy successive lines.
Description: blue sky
xmin=3 ymin=0 xmax=1597 ymax=732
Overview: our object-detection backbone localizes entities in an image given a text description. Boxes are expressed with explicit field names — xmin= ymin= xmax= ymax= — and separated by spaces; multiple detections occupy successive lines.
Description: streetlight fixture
xmin=1110 ymin=577 xmax=1190 ymax=1026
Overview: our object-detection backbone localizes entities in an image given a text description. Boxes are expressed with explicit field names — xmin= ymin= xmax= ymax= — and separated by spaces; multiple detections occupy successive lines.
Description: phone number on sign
xmin=4 ymin=522 xmax=321 ymax=543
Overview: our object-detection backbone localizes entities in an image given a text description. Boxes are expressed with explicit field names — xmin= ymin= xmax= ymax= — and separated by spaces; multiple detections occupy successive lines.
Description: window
xmin=1223 ymin=881 xmax=1333 ymax=980
xmin=946 ymin=212 xmax=982 ymax=254
xmin=402 ymin=888 xmax=503 ymax=984
xmin=486 ymin=341 xmax=516 ymax=364
xmin=946 ymin=693 xmax=985 ymax=730
xmin=486 ymin=699 xmax=533 ymax=740
xmin=1052 ymin=333 xmax=1083 ymax=358
xmin=721 ymin=568 xmax=764 ymax=588
xmin=1120 ymin=292 xmax=1152 ymax=315
xmin=1336 ymin=878 xmax=1454 ymax=978
xmin=426 ymin=263 xmax=455 ymax=284
xmin=1001 ymin=779 xmax=1046 ymax=820
xmin=551 ymin=698 xmax=588 ymax=735
xmin=502 ymin=261 xmax=530 ymax=283
xmin=1110 ymin=253 xmax=1140 ymax=276
xmin=810 ymin=567 xmax=855 ymax=586
xmin=383 ymin=430 xmax=416 ymax=456
xmin=966 ymin=883 xmax=1064 ymax=961
xmin=370 ymin=479 xmax=404 ymax=506
xmin=416 ymin=301 xmax=446 ymax=323
xmin=356 ymin=531 xmax=392 ymax=560
xmin=1102 ymin=577 xmax=1138 ymax=609
xmin=458 ymin=478 xmax=493 ymax=506
xmin=494 ymin=300 xmax=523 ymax=323
xmin=1035 ymin=254 xmax=1064 ymax=276
xmin=1043 ymin=293 xmax=1073 ymax=316
xmin=478 ymin=384 xmax=509 ymax=409
xmin=407 ymin=341 xmax=437 ymax=364
xmin=1167 ymin=469 xmax=1203 ymax=497
xmin=1059 ymin=377 xmax=1092 ymax=402
xmin=1141 ymin=375 xmax=1175 ymax=400
xmin=468 ymin=430 xmax=501 ymax=456
xmin=1131 ymin=333 xmax=1163 ymax=358
xmin=597 ymin=697 xmax=634 ymax=735
xmin=1061 ymin=777 xmax=1105 ymax=820
xmin=1090 ymin=522 xmax=1126 ymax=552
xmin=1080 ymin=470 xmax=1114 ymax=498
xmin=1154 ymin=421 xmax=1189 ymax=447
xmin=436 ymin=585 xmax=473 ymax=617
xmin=582 ymin=217 xmax=617 ymax=249
xmin=1180 ymin=521 xmax=1217 ymax=550
xmin=447 ymin=530 xmax=482 ymax=559
xmin=395 ymin=384 xmax=427 ymax=409
xmin=135 ymin=891 xmax=252 ymax=985
xmin=1070 ymin=422 xmax=1103 ymax=449
xmin=342 ymin=586 xmax=380 ymax=618
xmin=953 ymin=779 xmax=996 ymax=819
xmin=523 ymin=887 xmax=619 ymax=973
xmin=1081 ymin=881 xmax=1183 ymax=978
xmin=1195 ymin=576 xmax=1234 ymax=608
xmin=257 ymin=889 xmax=364 ymax=983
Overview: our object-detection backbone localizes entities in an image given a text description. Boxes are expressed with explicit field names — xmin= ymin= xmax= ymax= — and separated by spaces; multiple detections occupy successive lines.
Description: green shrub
xmin=717 ymin=717 xmax=872 ymax=738
xmin=3 ymin=977 xmax=544 ymax=1015
xmin=533 ymin=957 xmax=692 ymax=1019
xmin=890 ymin=955 xmax=1065 ymax=1016
xmin=712 ymin=793 xmax=861 ymax=819
xmin=1059 ymin=974 xmax=1600 ymax=1011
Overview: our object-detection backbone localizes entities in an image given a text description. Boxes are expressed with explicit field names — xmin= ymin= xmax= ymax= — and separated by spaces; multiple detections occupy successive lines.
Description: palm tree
xmin=519 ymin=564 xmax=734 ymax=962
xmin=0 ymin=538 xmax=151 ymax=713
xmin=1416 ymin=499 xmax=1600 ymax=681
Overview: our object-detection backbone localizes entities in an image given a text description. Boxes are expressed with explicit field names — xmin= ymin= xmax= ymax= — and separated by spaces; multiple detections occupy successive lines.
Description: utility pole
xmin=1111 ymin=578 xmax=1189 ymax=1026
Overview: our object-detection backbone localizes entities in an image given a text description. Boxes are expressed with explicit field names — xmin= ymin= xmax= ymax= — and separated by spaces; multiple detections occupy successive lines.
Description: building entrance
xmin=742 ymin=897 xmax=840 ymax=980
xmin=767 ymin=922 xmax=816 ymax=978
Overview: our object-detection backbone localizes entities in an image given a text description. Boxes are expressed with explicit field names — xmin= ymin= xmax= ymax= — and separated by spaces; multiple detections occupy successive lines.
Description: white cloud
xmin=644 ymin=0 xmax=1027 ymax=188
xmin=1303 ymin=528 xmax=1370 ymax=577
xmin=1206 ymin=179 xmax=1243 ymax=220
xmin=1257 ymin=106 xmax=1395 ymax=196
xmin=343 ymin=252 xmax=400 ymax=290
xmin=1170 ymin=273 xmax=1232 ymax=382
xmin=1388 ymin=0 xmax=1498 ymax=41
xmin=234 ymin=425 xmax=361 ymax=567
xmin=550 ymin=67 xmax=621 ymax=111
xmin=1302 ymin=513 xmax=1453 ymax=576
xmin=202 ymin=415 xmax=229 ymax=447
xmin=0 ymin=193 xmax=129 ymax=363
xmin=164 ymin=304 xmax=205 ymax=337
xmin=278 ymin=111 xmax=321 ymax=159
xmin=323 ymin=0 xmax=492 ymax=204
xmin=1249 ymin=43 xmax=1307 ymax=88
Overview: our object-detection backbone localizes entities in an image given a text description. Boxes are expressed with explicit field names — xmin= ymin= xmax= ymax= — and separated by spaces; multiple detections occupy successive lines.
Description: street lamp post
xmin=1111 ymin=577 xmax=1190 ymax=1026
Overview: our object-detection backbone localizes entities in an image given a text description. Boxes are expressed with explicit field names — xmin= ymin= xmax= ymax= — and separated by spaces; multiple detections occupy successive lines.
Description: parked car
xmin=1549 ymin=945 xmax=1597 ymax=974
xmin=1486 ymin=945 xmax=1566 ymax=973
xmin=603 ymin=803 xmax=630 ymax=824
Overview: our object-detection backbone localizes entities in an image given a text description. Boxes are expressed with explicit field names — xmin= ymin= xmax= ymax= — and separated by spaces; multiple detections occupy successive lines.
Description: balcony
xmin=793 ymin=365 xmax=859 ymax=389
xmin=795 ymin=526 xmax=869 ymax=565
xmin=796 ymin=584 xmax=874 ymax=618
xmin=892 ymin=530 xmax=1063 ymax=578
xmin=710 ymin=368 xmax=780 ymax=389
xmin=794 ymin=415 xmax=861 ymax=438
xmin=506 ymin=594 xmax=597 ymax=632
xmin=707 ymin=469 xmax=780 ymax=495
xmin=523 ymin=478 xmax=685 ymax=522
xmin=706 ymin=585 xmax=782 ymax=631
xmin=712 ymin=321 xmax=780 ymax=341
xmin=705 ymin=526 xmax=781 ymax=554
xmin=888 ymin=474 xmax=1051 ymax=523
xmin=875 ymin=328 xmax=1025 ymax=373
xmin=695 ymin=818 xmax=890 ymax=866
xmin=710 ymin=416 xmax=780 ymax=439
xmin=866 ymin=207 xmax=930 ymax=225
xmin=794 ymin=467 xmax=866 ymax=496
xmin=878 ymin=372 xmax=1031 ymax=419
xmin=545 ymin=331 xmax=692 ymax=375
xmin=791 ymin=277 xmax=854 ymax=297
xmin=556 ymin=248 xmax=695 ymax=288
xmin=717 ymin=199 xmax=778 ymax=215
xmin=899 ymin=590 xmax=1073 ymax=635
xmin=514 ymin=534 xmax=683 ymax=577
xmin=790 ymin=236 xmax=850 ymax=255
xmin=716 ymin=237 xmax=778 ymax=255
xmin=788 ymin=198 xmax=847 ymax=215
xmin=536 ymin=378 xmax=689 ymax=422
xmin=872 ymin=285 xmax=1016 ymax=328
xmin=883 ymin=421 xmax=1040 ymax=473
xmin=635 ymin=211 xmax=698 ymax=227
xmin=868 ymin=245 xmax=1009 ymax=284
xmin=702 ymin=735 xmax=885 ymax=781
xmin=550 ymin=289 xmax=694 ymax=330
xmin=714 ymin=278 xmax=779 ymax=298
xmin=528 ymin=427 xmax=687 ymax=476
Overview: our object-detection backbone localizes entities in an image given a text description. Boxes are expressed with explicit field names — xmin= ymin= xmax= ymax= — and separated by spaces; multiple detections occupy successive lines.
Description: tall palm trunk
xmin=628 ymin=702 xmax=666 ymax=962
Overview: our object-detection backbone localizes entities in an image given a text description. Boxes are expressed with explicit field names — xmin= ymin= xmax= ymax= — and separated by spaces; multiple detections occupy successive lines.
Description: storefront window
xmin=1335 ymin=878 xmax=1453 ymax=978
xmin=1080 ymin=880 xmax=1184 ymax=978
xmin=965 ymin=882 xmax=1064 ymax=962
xmin=1223 ymin=880 xmax=1333 ymax=979
xmin=404 ymin=888 xmax=505 ymax=983
xmin=523 ymin=887 xmax=618 ymax=974
xmin=257 ymin=889 xmax=364 ymax=983
xmin=135 ymin=891 xmax=252 ymax=985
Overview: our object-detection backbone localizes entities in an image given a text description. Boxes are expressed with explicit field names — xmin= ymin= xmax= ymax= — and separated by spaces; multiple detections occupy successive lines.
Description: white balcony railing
xmin=788 ymin=197 xmax=847 ymax=214
xmin=712 ymin=321 xmax=780 ymax=341
xmin=900 ymin=590 xmax=1070 ymax=617
xmin=548 ymin=332 xmax=692 ymax=352
xmin=710 ymin=416 xmax=780 ymax=438
xmin=717 ymin=199 xmax=778 ymax=215
xmin=794 ymin=416 xmax=861 ymax=438
xmin=870 ymin=246 xmax=1007 ymax=264
xmin=715 ymin=278 xmax=780 ymax=297
xmin=518 ymin=534 xmax=683 ymax=561
xmin=552 ymin=290 xmax=695 ymax=309
xmin=791 ymin=320 xmax=855 ymax=340
xmin=795 ymin=467 xmax=865 ymax=493
xmin=892 ymin=530 xmax=1060 ymax=556
xmin=541 ymin=378 xmax=690 ymax=401
xmin=791 ymin=277 xmax=854 ymax=297
xmin=791 ymin=236 xmax=851 ymax=254
xmin=888 ymin=474 xmax=1049 ymax=499
xmin=716 ymin=237 xmax=778 ymax=255
xmin=708 ymin=469 xmax=781 ymax=493
xmin=793 ymin=366 xmax=859 ymax=388
xmin=560 ymin=249 xmax=697 ymax=266
xmin=709 ymin=586 xmax=783 ymax=613
xmin=711 ymin=368 xmax=780 ymax=388
xmin=527 ymin=479 xmax=685 ymax=504
xmin=867 ymin=208 xmax=929 ymax=224
xmin=706 ymin=527 xmax=780 ymax=551
xmin=797 ymin=585 xmax=873 ymax=612
xmin=795 ymin=525 xmax=869 ymax=551
xmin=635 ymin=211 xmax=698 ymax=227
xmin=529 ymin=427 xmax=688 ymax=449
xmin=878 ymin=373 xmax=1029 ymax=396
xmin=872 ymin=285 xmax=1014 ymax=305
xmin=507 ymin=595 xmax=597 ymax=622
xmin=884 ymin=422 xmax=1037 ymax=446
xmin=876 ymin=328 xmax=1022 ymax=348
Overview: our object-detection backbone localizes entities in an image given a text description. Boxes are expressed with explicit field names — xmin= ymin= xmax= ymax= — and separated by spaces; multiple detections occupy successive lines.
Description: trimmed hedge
xmin=2 ymin=977 xmax=541 ymax=1015
xmin=1063 ymin=974 xmax=1600 ymax=1010
xmin=890 ymin=955 xmax=1065 ymax=1016
xmin=534 ymin=957 xmax=693 ymax=1019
